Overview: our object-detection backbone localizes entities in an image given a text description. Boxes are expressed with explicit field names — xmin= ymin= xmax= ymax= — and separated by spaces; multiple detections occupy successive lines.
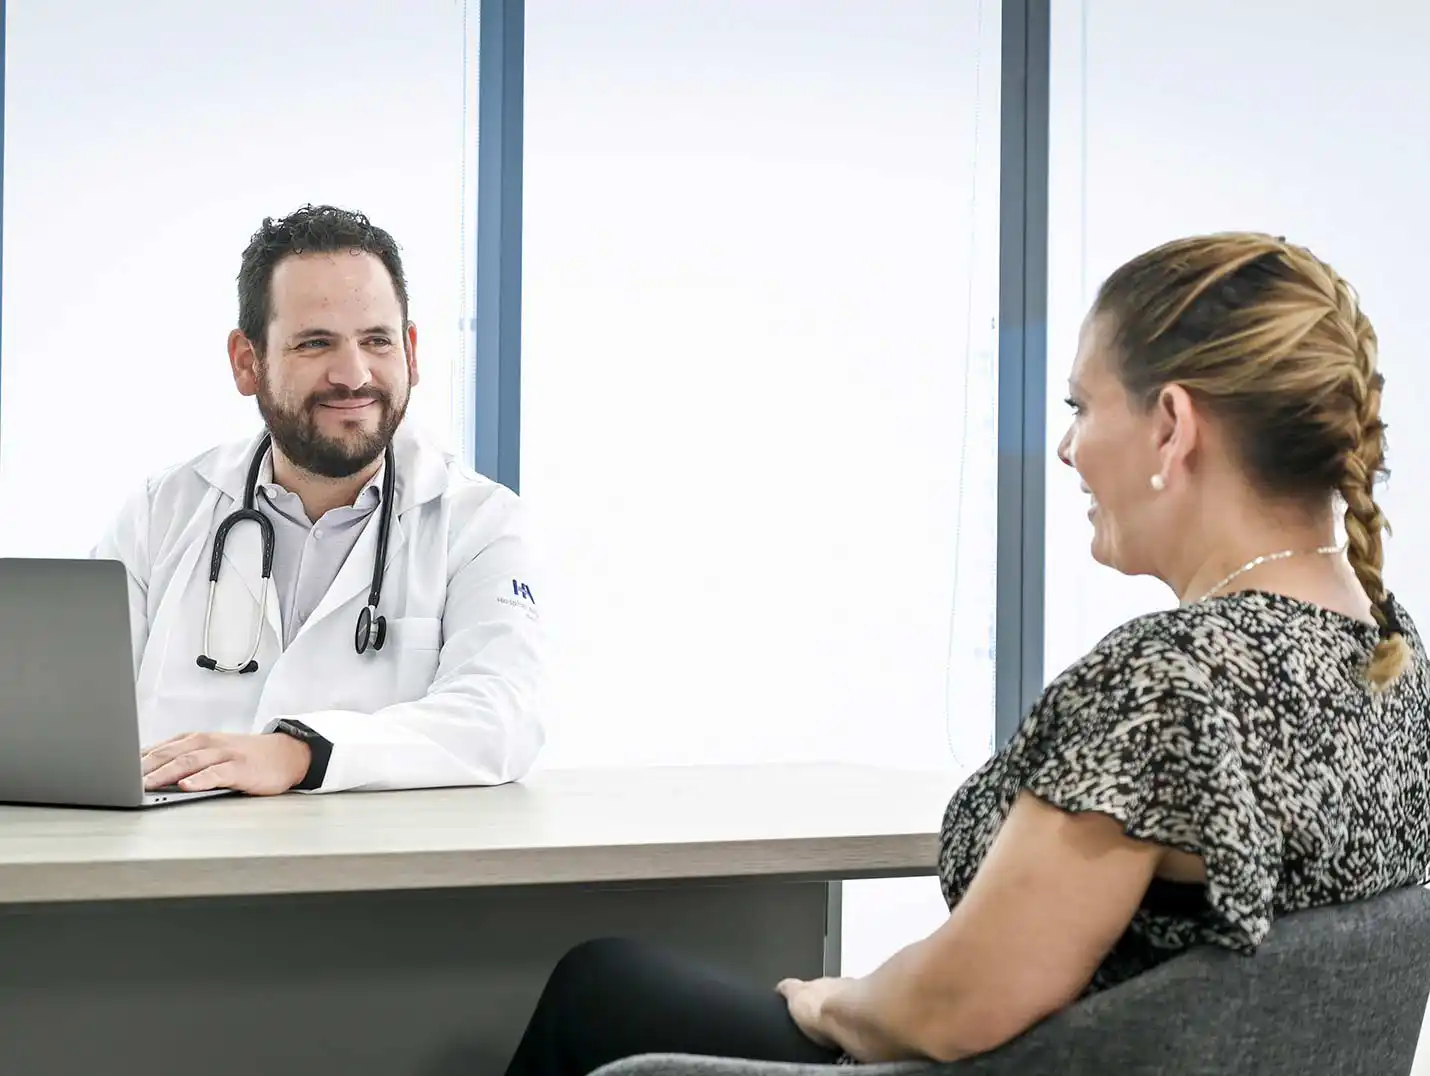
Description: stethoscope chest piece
xmin=355 ymin=604 xmax=388 ymax=655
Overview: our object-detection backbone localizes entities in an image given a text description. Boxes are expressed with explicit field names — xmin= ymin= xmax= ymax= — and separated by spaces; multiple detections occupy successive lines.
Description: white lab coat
xmin=93 ymin=422 xmax=545 ymax=792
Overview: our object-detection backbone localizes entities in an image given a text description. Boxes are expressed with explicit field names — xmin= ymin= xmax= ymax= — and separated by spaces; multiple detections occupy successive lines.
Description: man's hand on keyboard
xmin=141 ymin=732 xmax=311 ymax=796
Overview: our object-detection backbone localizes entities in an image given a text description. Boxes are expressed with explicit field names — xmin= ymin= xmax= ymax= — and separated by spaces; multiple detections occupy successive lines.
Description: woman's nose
xmin=1057 ymin=429 xmax=1075 ymax=468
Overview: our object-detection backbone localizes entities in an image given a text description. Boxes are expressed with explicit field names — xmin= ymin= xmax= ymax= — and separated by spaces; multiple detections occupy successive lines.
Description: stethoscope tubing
xmin=195 ymin=433 xmax=395 ymax=673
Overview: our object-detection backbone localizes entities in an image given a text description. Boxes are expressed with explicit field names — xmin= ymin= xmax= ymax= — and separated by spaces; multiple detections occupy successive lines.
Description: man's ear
xmin=229 ymin=329 xmax=260 ymax=397
xmin=405 ymin=321 xmax=421 ymax=388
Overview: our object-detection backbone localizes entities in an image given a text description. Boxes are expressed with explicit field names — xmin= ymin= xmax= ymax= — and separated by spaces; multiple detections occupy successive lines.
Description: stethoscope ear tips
xmin=354 ymin=604 xmax=388 ymax=655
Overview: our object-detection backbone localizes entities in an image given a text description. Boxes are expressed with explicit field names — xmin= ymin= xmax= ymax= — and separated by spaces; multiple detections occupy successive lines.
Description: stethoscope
xmin=195 ymin=433 xmax=396 ymax=674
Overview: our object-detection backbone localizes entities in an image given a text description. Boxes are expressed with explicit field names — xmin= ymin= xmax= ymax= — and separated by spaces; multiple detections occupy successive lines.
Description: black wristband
xmin=272 ymin=719 xmax=333 ymax=791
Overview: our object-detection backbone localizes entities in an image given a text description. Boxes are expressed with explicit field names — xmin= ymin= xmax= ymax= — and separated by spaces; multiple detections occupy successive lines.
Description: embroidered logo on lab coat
xmin=497 ymin=580 xmax=539 ymax=620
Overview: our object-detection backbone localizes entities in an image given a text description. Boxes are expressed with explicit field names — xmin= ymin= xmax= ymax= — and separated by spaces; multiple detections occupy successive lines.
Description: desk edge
xmin=0 ymin=833 xmax=939 ymax=904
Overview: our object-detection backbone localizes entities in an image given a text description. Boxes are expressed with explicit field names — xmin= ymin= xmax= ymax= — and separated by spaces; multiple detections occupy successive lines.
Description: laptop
xmin=0 ymin=558 xmax=227 ymax=808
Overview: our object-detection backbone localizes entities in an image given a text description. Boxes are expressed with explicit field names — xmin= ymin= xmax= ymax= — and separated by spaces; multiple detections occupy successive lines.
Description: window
xmin=0 ymin=0 xmax=479 ymax=556
xmin=521 ymin=0 xmax=1001 ymax=973
xmin=1044 ymin=0 xmax=1430 ymax=675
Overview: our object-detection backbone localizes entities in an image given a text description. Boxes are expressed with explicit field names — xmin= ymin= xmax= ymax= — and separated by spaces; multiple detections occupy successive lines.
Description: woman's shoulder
xmin=1038 ymin=603 xmax=1227 ymax=709
xmin=1056 ymin=590 xmax=1421 ymax=691
xmin=1031 ymin=592 xmax=1430 ymax=752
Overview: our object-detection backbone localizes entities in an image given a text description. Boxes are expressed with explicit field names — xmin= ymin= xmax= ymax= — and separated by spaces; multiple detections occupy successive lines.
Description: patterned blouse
xmin=940 ymin=590 xmax=1430 ymax=993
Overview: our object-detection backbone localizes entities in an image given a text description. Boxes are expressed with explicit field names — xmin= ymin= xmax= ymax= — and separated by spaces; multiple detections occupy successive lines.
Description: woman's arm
xmin=808 ymin=792 xmax=1171 ymax=1062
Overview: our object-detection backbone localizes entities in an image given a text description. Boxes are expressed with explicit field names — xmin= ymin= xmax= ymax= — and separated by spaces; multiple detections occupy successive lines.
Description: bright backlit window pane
xmin=523 ymin=0 xmax=1001 ymax=776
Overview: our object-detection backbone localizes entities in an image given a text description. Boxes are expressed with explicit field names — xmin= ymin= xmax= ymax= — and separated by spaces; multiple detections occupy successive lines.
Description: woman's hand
xmin=775 ymin=976 xmax=851 ymax=1048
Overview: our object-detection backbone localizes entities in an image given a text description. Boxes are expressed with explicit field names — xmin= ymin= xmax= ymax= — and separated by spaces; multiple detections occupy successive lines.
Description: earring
xmin=1150 ymin=474 xmax=1166 ymax=492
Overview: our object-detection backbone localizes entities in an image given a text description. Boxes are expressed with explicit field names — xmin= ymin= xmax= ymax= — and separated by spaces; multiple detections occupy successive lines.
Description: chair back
xmin=954 ymin=885 xmax=1430 ymax=1076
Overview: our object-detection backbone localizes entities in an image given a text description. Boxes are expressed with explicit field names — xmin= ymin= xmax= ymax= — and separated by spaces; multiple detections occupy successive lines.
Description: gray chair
xmin=594 ymin=884 xmax=1430 ymax=1076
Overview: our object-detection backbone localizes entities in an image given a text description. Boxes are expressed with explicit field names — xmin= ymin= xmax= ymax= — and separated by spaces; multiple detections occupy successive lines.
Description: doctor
xmin=94 ymin=204 xmax=545 ymax=795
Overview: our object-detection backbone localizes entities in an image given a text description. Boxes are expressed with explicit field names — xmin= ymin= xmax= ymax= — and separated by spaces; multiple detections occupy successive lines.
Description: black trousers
xmin=503 ymin=937 xmax=843 ymax=1076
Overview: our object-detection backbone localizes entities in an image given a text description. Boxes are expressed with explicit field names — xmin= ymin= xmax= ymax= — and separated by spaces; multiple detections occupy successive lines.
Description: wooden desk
xmin=0 ymin=763 xmax=950 ymax=1076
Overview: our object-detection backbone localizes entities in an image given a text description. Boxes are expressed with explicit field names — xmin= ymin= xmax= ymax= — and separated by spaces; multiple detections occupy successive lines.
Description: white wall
xmin=519 ymin=0 xmax=1002 ymax=973
xmin=0 ymin=0 xmax=476 ymax=557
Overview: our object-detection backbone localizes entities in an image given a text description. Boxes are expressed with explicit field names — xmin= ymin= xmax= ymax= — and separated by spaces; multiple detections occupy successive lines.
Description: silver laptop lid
xmin=0 ymin=558 xmax=146 ymax=807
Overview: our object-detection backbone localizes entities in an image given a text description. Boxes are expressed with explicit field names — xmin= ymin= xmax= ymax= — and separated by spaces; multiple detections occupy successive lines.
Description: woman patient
xmin=504 ymin=233 xmax=1430 ymax=1074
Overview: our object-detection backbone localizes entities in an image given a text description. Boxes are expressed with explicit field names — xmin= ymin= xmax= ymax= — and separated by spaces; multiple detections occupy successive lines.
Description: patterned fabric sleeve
xmin=1010 ymin=628 xmax=1281 ymax=952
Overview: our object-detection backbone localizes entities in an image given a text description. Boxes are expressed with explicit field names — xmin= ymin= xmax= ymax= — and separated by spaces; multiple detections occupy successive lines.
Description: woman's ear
xmin=1153 ymin=384 xmax=1200 ymax=478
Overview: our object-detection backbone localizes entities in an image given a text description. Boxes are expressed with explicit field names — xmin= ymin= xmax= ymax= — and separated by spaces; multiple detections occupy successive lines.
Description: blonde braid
xmin=1332 ymin=294 xmax=1411 ymax=690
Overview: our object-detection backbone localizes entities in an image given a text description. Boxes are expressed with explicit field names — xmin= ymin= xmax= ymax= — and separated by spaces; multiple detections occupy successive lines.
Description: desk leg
xmin=0 ymin=879 xmax=831 ymax=1076
xmin=824 ymin=879 xmax=842 ymax=976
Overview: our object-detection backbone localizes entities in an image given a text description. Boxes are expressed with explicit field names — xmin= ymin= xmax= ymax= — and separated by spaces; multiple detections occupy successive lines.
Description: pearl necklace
xmin=1185 ymin=544 xmax=1343 ymax=607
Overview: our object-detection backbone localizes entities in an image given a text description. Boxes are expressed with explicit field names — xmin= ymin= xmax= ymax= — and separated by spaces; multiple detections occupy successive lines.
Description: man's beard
xmin=255 ymin=377 xmax=407 ymax=480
